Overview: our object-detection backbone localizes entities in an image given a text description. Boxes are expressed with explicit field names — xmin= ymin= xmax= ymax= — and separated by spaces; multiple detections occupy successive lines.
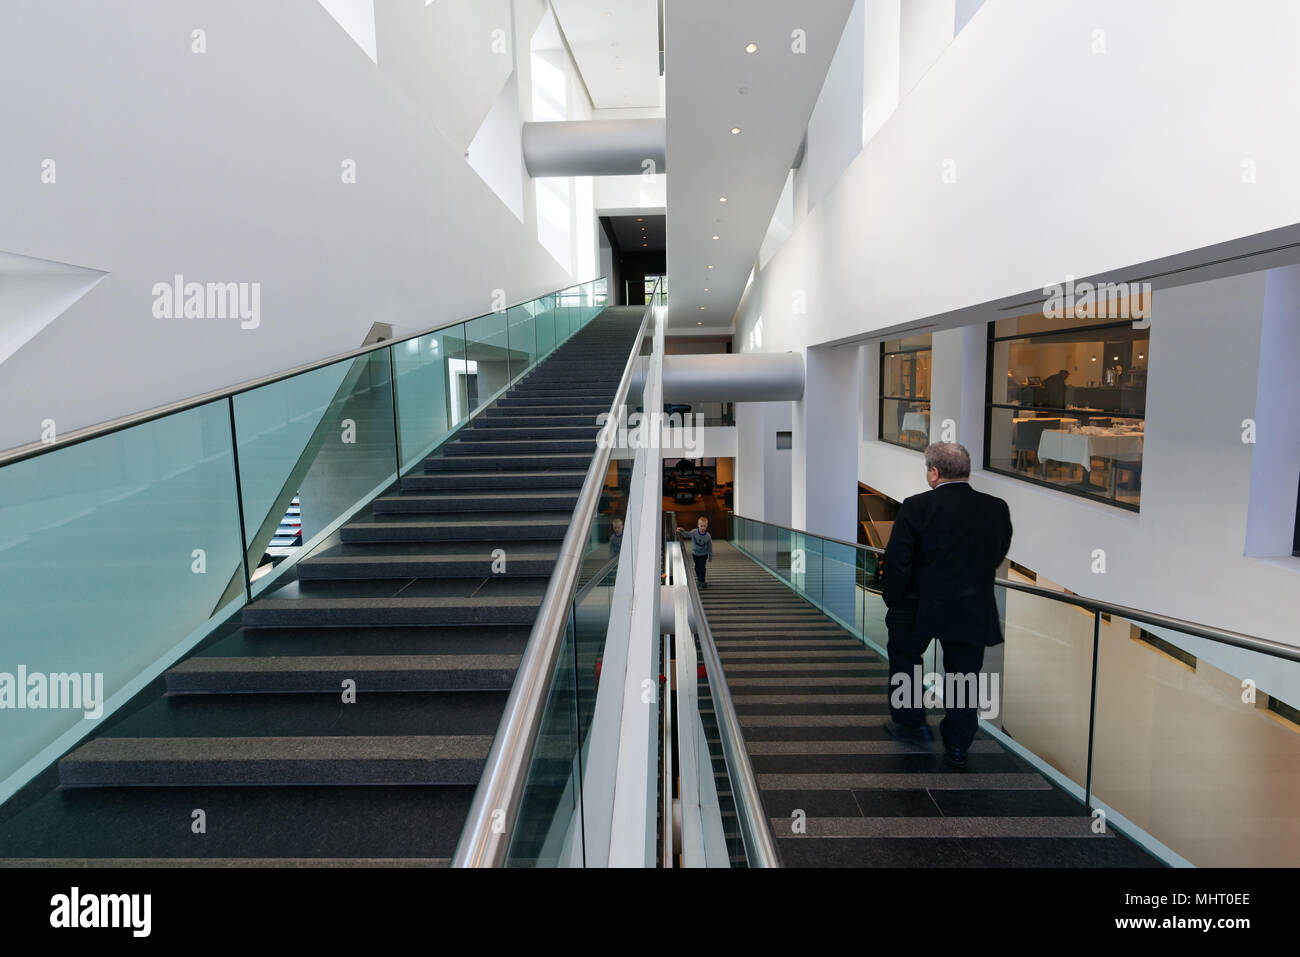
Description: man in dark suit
xmin=881 ymin=442 xmax=1013 ymax=768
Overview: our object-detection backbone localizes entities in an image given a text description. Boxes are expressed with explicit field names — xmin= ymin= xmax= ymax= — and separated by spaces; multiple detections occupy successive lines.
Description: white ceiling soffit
xmin=0 ymin=251 xmax=107 ymax=369
xmin=551 ymin=0 xmax=663 ymax=109
xmin=664 ymin=0 xmax=854 ymax=331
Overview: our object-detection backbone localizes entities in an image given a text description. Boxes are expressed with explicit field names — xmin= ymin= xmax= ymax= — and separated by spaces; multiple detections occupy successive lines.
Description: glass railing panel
xmin=506 ymin=607 xmax=582 ymax=867
xmin=535 ymin=295 xmax=557 ymax=360
xmin=506 ymin=301 xmax=538 ymax=382
xmin=392 ymin=322 xmax=468 ymax=471
xmin=463 ymin=311 xmax=510 ymax=415
xmin=822 ymin=539 xmax=858 ymax=631
xmin=233 ymin=350 xmax=397 ymax=594
xmin=0 ymin=401 xmax=245 ymax=798
xmin=1090 ymin=617 xmax=1300 ymax=866
xmin=799 ymin=533 xmax=822 ymax=605
xmin=574 ymin=547 xmax=616 ymax=752
xmin=992 ymin=583 xmax=1094 ymax=792
xmin=502 ymin=465 xmax=622 ymax=867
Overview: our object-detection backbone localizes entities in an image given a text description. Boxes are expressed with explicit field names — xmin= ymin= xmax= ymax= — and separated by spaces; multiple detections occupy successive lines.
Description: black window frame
xmin=1293 ymin=472 xmax=1300 ymax=558
xmin=879 ymin=338 xmax=932 ymax=451
xmin=982 ymin=317 xmax=1148 ymax=513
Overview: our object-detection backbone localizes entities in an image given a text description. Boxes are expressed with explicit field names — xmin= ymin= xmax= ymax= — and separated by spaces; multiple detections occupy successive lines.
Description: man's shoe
xmin=883 ymin=720 xmax=933 ymax=743
xmin=944 ymin=745 xmax=968 ymax=769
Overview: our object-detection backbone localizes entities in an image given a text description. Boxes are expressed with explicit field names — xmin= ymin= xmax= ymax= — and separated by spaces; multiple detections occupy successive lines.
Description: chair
xmin=1113 ymin=459 xmax=1142 ymax=497
xmin=1012 ymin=418 xmax=1055 ymax=472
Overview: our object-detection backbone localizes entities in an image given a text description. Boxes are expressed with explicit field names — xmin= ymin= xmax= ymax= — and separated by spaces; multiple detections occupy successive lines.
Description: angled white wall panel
xmin=0 ymin=0 xmax=584 ymax=452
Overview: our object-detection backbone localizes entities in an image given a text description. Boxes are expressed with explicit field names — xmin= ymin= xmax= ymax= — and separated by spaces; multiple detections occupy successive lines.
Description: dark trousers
xmin=886 ymin=628 xmax=986 ymax=751
xmin=692 ymin=554 xmax=708 ymax=585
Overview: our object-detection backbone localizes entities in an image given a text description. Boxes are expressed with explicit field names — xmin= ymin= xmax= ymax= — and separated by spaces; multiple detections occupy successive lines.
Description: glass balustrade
xmin=0 ymin=278 xmax=609 ymax=806
xmin=729 ymin=512 xmax=1300 ymax=867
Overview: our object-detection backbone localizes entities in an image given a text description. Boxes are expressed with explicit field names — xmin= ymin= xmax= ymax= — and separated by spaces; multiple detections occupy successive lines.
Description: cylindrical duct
xmin=642 ymin=353 xmax=804 ymax=402
xmin=523 ymin=119 xmax=667 ymax=177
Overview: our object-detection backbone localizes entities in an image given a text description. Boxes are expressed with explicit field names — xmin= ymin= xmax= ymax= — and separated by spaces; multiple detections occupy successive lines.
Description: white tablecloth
xmin=1038 ymin=429 xmax=1144 ymax=471
xmin=901 ymin=412 xmax=929 ymax=435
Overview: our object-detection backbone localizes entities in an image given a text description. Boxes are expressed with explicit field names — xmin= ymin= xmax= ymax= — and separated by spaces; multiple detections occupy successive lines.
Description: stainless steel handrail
xmin=0 ymin=277 xmax=607 ymax=468
xmin=452 ymin=279 xmax=660 ymax=867
xmin=673 ymin=531 xmax=780 ymax=867
xmin=731 ymin=511 xmax=1300 ymax=664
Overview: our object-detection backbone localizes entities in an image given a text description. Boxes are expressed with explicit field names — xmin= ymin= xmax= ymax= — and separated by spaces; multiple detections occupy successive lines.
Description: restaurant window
xmin=880 ymin=335 xmax=932 ymax=450
xmin=985 ymin=309 xmax=1149 ymax=510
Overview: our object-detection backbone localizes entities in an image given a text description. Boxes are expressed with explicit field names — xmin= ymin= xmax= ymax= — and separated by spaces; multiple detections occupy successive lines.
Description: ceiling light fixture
xmin=712 ymin=235 xmax=719 ymax=240
xmin=707 ymin=265 xmax=714 ymax=269
xmin=719 ymin=197 xmax=728 ymax=203
xmin=745 ymin=43 xmax=758 ymax=53
xmin=731 ymin=127 xmax=741 ymax=135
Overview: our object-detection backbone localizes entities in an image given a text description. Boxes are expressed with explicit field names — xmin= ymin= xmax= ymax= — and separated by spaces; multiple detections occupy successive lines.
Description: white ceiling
xmin=551 ymin=0 xmax=663 ymax=110
xmin=663 ymin=0 xmax=854 ymax=331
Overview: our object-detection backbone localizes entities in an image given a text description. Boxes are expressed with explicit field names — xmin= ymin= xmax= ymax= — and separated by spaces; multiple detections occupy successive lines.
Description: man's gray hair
xmin=925 ymin=442 xmax=971 ymax=479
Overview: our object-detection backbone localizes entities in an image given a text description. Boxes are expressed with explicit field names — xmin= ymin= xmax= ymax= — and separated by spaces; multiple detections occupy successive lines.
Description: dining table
xmin=1037 ymin=426 xmax=1144 ymax=496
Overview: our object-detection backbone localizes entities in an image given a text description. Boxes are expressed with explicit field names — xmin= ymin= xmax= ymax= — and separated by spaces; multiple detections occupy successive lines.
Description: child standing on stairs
xmin=677 ymin=516 xmax=713 ymax=589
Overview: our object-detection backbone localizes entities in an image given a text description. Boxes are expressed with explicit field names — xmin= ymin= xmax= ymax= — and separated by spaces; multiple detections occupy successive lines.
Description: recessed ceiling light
xmin=745 ymin=43 xmax=758 ymax=53
xmin=637 ymin=217 xmax=644 ymax=222
xmin=719 ymin=197 xmax=728 ymax=203
xmin=700 ymin=306 xmax=705 ymax=310
xmin=642 ymin=243 xmax=647 ymax=247
xmin=712 ymin=235 xmax=719 ymax=240
xmin=707 ymin=265 xmax=714 ymax=269
xmin=704 ymin=288 xmax=709 ymax=292
xmin=730 ymin=127 xmax=741 ymax=135
xmin=697 ymin=321 xmax=703 ymax=325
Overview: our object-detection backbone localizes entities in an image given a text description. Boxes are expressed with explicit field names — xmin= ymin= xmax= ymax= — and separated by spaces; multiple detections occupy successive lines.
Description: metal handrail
xmin=731 ymin=511 xmax=1300 ymax=664
xmin=0 ymin=277 xmax=607 ymax=468
xmin=452 ymin=279 xmax=660 ymax=867
xmin=672 ymin=531 xmax=780 ymax=868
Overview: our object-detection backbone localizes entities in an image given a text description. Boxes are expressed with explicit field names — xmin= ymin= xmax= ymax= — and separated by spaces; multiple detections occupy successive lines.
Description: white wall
xmin=0 ymin=0 xmax=595 ymax=452
xmin=732 ymin=0 xmax=1300 ymax=646
xmin=899 ymin=0 xmax=956 ymax=97
xmin=734 ymin=0 xmax=1300 ymax=356
xmin=850 ymin=270 xmax=1299 ymax=649
xmin=798 ymin=0 xmax=865 ymax=214
xmin=735 ymin=400 xmax=792 ymax=528
xmin=862 ymin=0 xmax=902 ymax=144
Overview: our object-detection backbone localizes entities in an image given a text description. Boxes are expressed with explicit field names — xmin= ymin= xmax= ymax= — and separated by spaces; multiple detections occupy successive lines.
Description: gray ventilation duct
xmin=522 ymin=119 xmax=667 ymax=177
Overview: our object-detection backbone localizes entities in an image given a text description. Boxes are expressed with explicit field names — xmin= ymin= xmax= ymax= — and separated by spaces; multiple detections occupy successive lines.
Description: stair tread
xmin=65 ymin=735 xmax=494 ymax=762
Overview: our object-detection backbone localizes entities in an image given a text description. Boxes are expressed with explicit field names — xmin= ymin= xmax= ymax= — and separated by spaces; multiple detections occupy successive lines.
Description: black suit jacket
xmin=882 ymin=481 xmax=1013 ymax=646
